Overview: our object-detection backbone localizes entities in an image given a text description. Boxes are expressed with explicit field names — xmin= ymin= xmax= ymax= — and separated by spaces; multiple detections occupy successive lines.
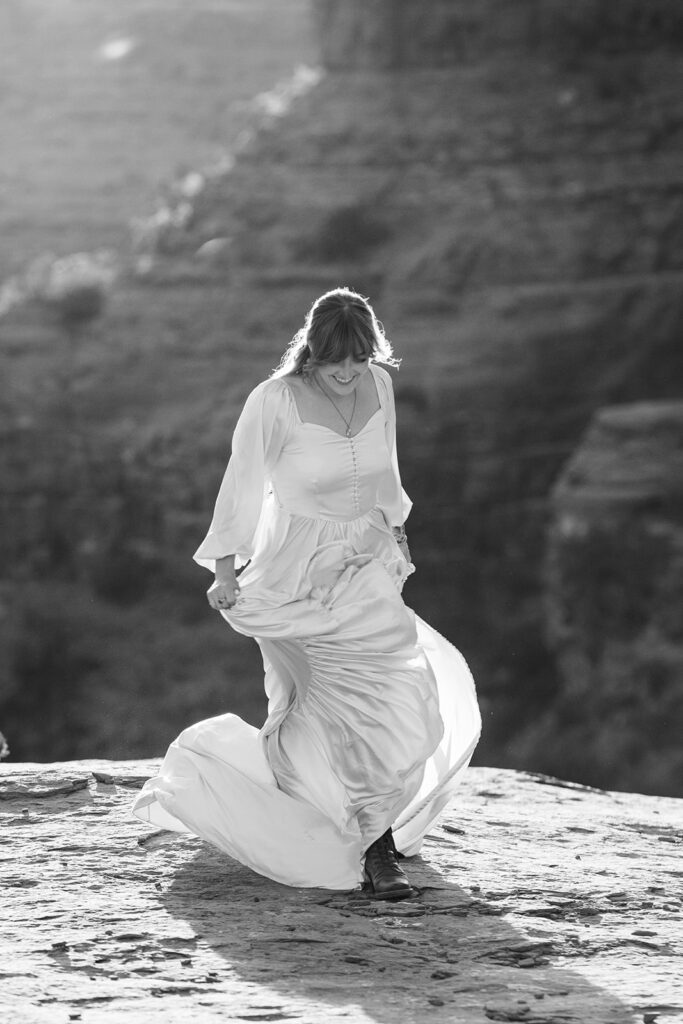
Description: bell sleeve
xmin=193 ymin=379 xmax=290 ymax=572
xmin=374 ymin=364 xmax=413 ymax=528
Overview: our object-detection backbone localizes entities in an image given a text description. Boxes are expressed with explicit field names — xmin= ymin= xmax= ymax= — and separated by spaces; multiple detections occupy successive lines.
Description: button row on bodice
xmin=348 ymin=437 xmax=361 ymax=516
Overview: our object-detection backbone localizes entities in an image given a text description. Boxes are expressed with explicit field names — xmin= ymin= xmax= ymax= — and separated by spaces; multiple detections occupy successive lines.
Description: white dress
xmin=132 ymin=363 xmax=481 ymax=890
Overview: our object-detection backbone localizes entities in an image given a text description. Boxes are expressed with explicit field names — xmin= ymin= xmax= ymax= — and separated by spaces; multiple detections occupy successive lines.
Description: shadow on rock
xmin=160 ymin=839 xmax=636 ymax=1024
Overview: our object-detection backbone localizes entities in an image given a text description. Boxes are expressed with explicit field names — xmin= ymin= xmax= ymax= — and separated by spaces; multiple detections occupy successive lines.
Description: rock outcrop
xmin=535 ymin=401 xmax=683 ymax=796
xmin=2 ymin=760 xmax=682 ymax=1023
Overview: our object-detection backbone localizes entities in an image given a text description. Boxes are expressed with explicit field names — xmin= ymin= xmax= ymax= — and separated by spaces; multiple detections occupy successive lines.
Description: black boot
xmin=363 ymin=828 xmax=414 ymax=900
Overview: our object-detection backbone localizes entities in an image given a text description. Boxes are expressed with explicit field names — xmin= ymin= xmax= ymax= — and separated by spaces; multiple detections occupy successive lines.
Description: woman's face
xmin=315 ymin=352 xmax=372 ymax=396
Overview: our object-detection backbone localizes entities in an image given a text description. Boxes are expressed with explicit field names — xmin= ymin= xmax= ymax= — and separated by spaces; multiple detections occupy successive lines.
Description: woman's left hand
xmin=393 ymin=528 xmax=411 ymax=565
xmin=398 ymin=537 xmax=411 ymax=564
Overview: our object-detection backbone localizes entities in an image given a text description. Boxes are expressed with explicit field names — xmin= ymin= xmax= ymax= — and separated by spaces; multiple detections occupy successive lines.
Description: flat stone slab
xmin=1 ymin=762 xmax=681 ymax=1023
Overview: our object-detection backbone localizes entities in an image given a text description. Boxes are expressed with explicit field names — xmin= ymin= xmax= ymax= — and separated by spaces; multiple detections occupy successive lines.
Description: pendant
xmin=346 ymin=427 xmax=351 ymax=437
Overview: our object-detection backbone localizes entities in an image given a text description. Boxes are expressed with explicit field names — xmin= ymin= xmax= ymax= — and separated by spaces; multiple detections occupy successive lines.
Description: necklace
xmin=314 ymin=373 xmax=357 ymax=437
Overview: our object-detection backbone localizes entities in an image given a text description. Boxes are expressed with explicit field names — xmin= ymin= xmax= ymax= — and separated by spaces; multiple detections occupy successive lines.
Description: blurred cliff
xmin=1 ymin=0 xmax=682 ymax=794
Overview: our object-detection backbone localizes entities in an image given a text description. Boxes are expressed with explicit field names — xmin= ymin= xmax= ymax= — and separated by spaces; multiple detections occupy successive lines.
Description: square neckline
xmin=281 ymin=363 xmax=384 ymax=439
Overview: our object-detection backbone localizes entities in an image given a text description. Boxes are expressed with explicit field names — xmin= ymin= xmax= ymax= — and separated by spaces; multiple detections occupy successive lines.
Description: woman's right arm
xmin=207 ymin=554 xmax=239 ymax=611
xmin=194 ymin=380 xmax=291 ymax=609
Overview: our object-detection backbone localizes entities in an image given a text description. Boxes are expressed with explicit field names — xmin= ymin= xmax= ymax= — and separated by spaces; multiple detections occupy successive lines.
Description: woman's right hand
xmin=207 ymin=575 xmax=241 ymax=611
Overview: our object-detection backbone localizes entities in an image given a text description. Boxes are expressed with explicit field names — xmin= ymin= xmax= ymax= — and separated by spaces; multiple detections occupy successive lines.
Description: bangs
xmin=271 ymin=287 xmax=399 ymax=379
xmin=311 ymin=321 xmax=376 ymax=364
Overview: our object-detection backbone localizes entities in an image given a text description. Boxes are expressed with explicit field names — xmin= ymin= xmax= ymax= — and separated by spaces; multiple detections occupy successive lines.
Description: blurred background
xmin=1 ymin=0 xmax=682 ymax=796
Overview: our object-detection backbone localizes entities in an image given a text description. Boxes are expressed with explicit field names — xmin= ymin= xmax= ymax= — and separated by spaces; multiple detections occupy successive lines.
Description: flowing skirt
xmin=132 ymin=504 xmax=481 ymax=890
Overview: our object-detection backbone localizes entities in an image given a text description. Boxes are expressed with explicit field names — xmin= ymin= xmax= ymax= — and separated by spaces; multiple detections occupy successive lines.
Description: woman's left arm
xmin=374 ymin=365 xmax=413 ymax=538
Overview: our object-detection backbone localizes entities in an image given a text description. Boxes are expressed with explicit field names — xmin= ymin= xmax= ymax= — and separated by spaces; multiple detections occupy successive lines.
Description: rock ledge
xmin=2 ymin=761 xmax=681 ymax=1023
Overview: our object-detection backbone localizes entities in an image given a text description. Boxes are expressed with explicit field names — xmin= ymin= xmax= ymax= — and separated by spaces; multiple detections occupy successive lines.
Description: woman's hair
xmin=271 ymin=287 xmax=400 ymax=377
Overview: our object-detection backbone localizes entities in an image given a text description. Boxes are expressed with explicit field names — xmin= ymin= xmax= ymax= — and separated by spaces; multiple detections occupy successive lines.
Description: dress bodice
xmin=193 ymin=363 xmax=412 ymax=570
xmin=271 ymin=409 xmax=391 ymax=522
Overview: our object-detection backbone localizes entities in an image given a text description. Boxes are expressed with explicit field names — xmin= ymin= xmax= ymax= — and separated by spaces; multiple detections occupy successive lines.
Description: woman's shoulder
xmin=272 ymin=371 xmax=304 ymax=393
xmin=370 ymin=362 xmax=395 ymax=400
xmin=370 ymin=362 xmax=393 ymax=382
xmin=246 ymin=375 xmax=293 ymax=402
xmin=238 ymin=375 xmax=296 ymax=423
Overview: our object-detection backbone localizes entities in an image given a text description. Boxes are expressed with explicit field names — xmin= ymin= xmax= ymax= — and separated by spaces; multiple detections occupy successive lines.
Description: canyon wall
xmin=2 ymin=1 xmax=682 ymax=792
xmin=540 ymin=401 xmax=683 ymax=794
xmin=167 ymin=0 xmax=683 ymax=789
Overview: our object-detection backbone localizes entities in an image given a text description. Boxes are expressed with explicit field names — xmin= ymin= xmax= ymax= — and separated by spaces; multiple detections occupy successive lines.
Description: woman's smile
xmin=319 ymin=357 xmax=370 ymax=395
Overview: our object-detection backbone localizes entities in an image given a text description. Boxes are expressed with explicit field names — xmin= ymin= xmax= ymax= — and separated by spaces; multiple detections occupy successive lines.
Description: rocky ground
xmin=1 ymin=762 xmax=681 ymax=1023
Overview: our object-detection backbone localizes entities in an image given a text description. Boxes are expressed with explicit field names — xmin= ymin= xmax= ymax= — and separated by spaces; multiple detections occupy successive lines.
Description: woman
xmin=133 ymin=288 xmax=481 ymax=900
